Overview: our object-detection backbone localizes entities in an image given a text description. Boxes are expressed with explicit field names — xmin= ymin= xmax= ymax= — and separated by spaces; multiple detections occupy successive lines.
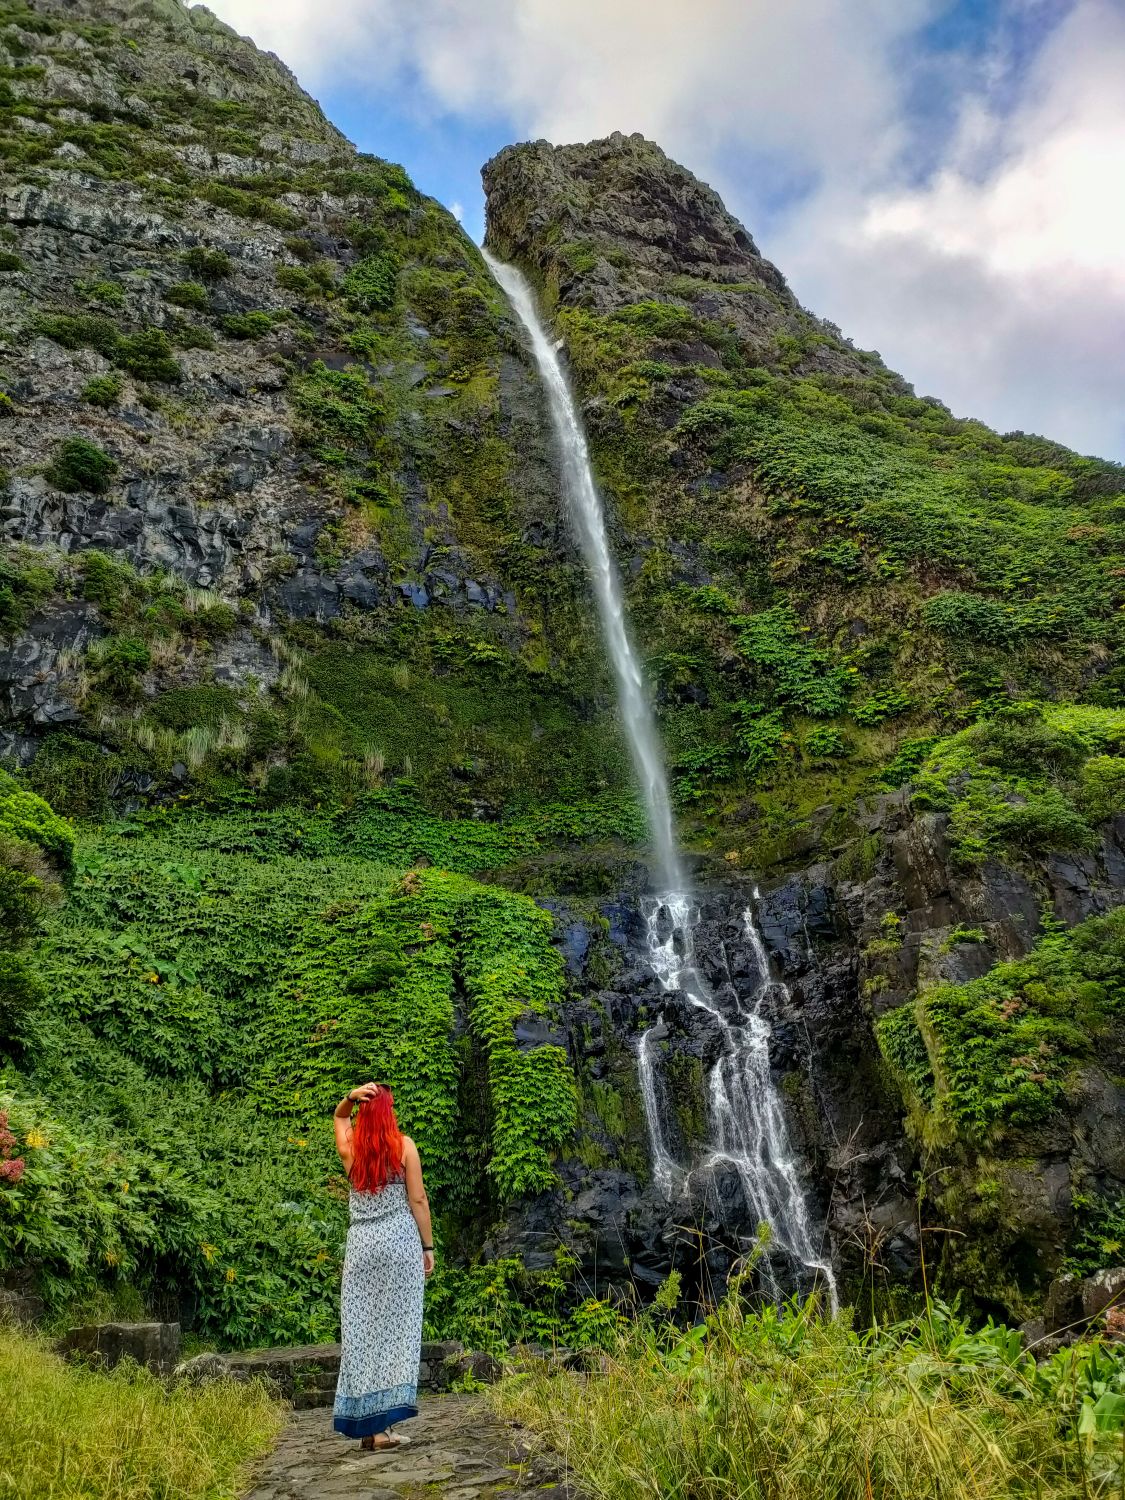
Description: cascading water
xmin=482 ymin=250 xmax=681 ymax=895
xmin=484 ymin=249 xmax=836 ymax=1307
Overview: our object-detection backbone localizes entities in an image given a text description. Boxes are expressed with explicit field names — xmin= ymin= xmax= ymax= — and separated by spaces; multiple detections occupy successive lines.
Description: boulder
xmin=440 ymin=1349 xmax=503 ymax=1389
xmin=174 ymin=1351 xmax=232 ymax=1385
xmin=1044 ymin=1273 xmax=1083 ymax=1333
xmin=1082 ymin=1266 xmax=1125 ymax=1322
xmin=0 ymin=1288 xmax=44 ymax=1327
xmin=57 ymin=1321 xmax=181 ymax=1374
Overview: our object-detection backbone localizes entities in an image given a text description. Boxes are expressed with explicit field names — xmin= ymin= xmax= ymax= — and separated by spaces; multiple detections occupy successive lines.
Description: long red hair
xmin=349 ymin=1087 xmax=404 ymax=1193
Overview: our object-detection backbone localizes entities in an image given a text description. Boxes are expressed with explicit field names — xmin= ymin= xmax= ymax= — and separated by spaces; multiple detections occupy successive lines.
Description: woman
xmin=332 ymin=1081 xmax=435 ymax=1451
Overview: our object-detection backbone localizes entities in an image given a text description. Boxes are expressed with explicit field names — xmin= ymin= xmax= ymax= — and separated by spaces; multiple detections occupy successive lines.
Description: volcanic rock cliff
xmin=1 ymin=0 xmax=1123 ymax=1342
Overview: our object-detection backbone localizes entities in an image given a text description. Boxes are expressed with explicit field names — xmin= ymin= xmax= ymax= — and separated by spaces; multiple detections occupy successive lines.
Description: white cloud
xmin=776 ymin=0 xmax=1125 ymax=457
xmin=207 ymin=0 xmax=1125 ymax=459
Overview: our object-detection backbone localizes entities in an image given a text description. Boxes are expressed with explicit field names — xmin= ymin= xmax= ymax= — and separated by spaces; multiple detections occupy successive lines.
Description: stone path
xmin=241 ymin=1394 xmax=579 ymax=1500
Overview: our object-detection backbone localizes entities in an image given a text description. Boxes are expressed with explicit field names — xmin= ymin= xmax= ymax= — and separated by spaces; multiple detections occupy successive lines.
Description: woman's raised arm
xmin=333 ymin=1082 xmax=381 ymax=1171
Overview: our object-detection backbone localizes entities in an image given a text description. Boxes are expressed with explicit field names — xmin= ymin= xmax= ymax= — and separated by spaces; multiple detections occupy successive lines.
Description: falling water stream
xmin=484 ymin=250 xmax=836 ymax=1307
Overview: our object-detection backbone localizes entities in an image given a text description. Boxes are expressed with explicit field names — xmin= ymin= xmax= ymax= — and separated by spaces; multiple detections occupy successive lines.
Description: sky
xmin=206 ymin=0 xmax=1125 ymax=463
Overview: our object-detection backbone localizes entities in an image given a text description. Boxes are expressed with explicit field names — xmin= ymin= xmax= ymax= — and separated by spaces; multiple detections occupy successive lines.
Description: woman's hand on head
xmin=423 ymin=1249 xmax=435 ymax=1279
xmin=349 ymin=1082 xmax=382 ymax=1104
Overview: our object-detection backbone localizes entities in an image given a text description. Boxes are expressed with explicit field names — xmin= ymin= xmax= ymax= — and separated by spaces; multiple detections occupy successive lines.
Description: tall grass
xmin=0 ymin=1326 xmax=284 ymax=1500
xmin=494 ymin=1286 xmax=1125 ymax=1500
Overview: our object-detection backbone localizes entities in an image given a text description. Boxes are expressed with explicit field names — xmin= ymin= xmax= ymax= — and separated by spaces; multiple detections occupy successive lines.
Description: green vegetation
xmin=34 ymin=315 xmax=182 ymax=383
xmin=498 ymin=1283 xmax=1125 ymax=1500
xmin=182 ymin=247 xmax=233 ymax=281
xmin=343 ymin=252 xmax=398 ymax=311
xmin=165 ymin=279 xmax=209 ymax=310
xmin=911 ymin=703 xmax=1125 ymax=866
xmin=80 ymin=373 xmax=123 ymax=408
xmin=0 ymin=550 xmax=56 ymax=636
xmin=0 ymin=769 xmax=72 ymax=1059
xmin=116 ymin=328 xmax=181 ymax=383
xmin=221 ymin=310 xmax=274 ymax=339
xmin=46 ymin=437 xmax=117 ymax=494
xmin=878 ymin=908 xmax=1125 ymax=1309
xmin=1 ymin=811 xmax=584 ymax=1346
xmin=0 ymin=1325 xmax=283 ymax=1500
xmin=879 ymin=908 xmax=1125 ymax=1146
xmin=509 ymin=206 xmax=1125 ymax=859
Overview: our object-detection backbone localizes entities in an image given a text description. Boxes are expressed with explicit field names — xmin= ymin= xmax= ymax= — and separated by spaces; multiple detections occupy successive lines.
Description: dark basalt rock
xmin=58 ymin=1320 xmax=181 ymax=1375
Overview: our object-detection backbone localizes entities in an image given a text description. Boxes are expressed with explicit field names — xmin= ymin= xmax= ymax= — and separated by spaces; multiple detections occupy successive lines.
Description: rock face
xmin=492 ymin=792 xmax=1125 ymax=1308
xmin=0 ymin=0 xmax=604 ymax=814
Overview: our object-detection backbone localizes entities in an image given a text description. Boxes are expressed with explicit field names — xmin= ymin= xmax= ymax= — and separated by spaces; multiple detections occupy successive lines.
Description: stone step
xmin=179 ymin=1339 xmax=500 ymax=1407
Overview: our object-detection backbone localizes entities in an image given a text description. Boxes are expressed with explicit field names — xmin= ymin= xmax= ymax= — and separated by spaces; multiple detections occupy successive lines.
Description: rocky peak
xmin=27 ymin=0 xmax=348 ymax=152
xmin=483 ymin=131 xmax=793 ymax=310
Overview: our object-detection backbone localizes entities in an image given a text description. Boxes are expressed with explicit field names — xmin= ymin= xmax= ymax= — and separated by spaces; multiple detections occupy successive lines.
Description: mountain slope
xmin=0 ymin=0 xmax=629 ymax=821
xmin=0 ymin=6 xmax=1123 ymax=1341
xmin=485 ymin=133 xmax=1125 ymax=869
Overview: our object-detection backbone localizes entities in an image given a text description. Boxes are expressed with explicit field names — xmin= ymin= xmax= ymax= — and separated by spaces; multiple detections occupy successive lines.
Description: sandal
xmin=360 ymin=1433 xmax=401 ymax=1452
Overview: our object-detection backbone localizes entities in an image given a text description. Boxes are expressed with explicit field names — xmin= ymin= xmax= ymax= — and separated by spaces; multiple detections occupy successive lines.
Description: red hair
xmin=349 ymin=1088 xmax=404 ymax=1193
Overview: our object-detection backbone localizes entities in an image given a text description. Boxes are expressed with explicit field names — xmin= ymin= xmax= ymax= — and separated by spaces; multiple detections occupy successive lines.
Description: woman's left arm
xmin=333 ymin=1082 xmax=380 ymax=1170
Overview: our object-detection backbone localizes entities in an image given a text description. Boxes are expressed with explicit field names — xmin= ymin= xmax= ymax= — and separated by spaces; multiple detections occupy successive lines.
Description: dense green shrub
xmin=87 ymin=635 xmax=150 ymax=698
xmin=291 ymin=360 xmax=384 ymax=451
xmin=200 ymin=182 xmax=300 ymax=229
xmin=734 ymin=605 xmax=850 ymax=717
xmin=80 ymin=373 xmax=122 ymax=408
xmin=165 ymin=280 xmax=209 ymax=310
xmin=181 ymin=247 xmax=232 ymax=280
xmin=342 ymin=252 xmax=398 ymax=312
xmin=75 ymin=277 xmax=125 ymax=309
xmin=46 ymin=438 xmax=117 ymax=494
xmin=0 ymin=772 xmax=72 ymax=1058
xmin=277 ymin=261 xmax=337 ymax=298
xmin=0 ymin=553 xmax=55 ymax=636
xmin=115 ymin=328 xmax=181 ymax=383
xmin=34 ymin=312 xmax=120 ymax=357
xmin=221 ymin=311 xmax=273 ymax=339
xmin=913 ymin=703 xmax=1125 ymax=864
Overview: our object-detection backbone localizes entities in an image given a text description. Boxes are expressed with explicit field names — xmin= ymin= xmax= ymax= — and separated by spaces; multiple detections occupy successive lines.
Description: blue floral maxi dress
xmin=333 ymin=1179 xmax=424 ymax=1438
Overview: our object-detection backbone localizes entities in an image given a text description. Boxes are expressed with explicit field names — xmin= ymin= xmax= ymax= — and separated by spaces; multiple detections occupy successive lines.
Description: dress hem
xmin=333 ymin=1403 xmax=418 ymax=1438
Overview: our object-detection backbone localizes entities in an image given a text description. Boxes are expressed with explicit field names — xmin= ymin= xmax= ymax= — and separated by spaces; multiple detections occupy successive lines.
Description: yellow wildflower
xmin=199 ymin=1242 xmax=218 ymax=1264
xmin=225 ymin=1267 xmax=237 ymax=1283
xmin=24 ymin=1128 xmax=49 ymax=1149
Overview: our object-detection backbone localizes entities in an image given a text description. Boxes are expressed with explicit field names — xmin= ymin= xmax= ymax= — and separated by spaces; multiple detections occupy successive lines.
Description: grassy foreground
xmin=0 ymin=1326 xmax=284 ymax=1500
xmin=494 ymin=1283 xmax=1125 ymax=1500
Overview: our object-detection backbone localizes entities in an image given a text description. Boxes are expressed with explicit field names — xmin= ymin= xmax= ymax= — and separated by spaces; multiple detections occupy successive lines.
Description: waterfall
xmin=484 ymin=250 xmax=836 ymax=1308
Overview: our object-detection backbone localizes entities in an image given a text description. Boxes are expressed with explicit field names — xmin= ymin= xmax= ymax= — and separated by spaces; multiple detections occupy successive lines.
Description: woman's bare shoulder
xmin=401 ymin=1134 xmax=418 ymax=1153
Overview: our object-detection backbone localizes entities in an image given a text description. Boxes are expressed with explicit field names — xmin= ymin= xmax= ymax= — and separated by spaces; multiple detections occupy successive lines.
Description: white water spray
xmin=485 ymin=250 xmax=835 ymax=1306
xmin=482 ymin=250 xmax=681 ymax=894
